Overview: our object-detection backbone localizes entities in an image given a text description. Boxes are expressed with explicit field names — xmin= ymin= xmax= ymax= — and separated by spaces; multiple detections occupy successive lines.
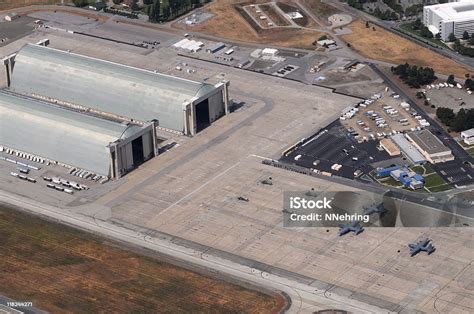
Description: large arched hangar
xmin=0 ymin=91 xmax=158 ymax=179
xmin=7 ymin=44 xmax=230 ymax=136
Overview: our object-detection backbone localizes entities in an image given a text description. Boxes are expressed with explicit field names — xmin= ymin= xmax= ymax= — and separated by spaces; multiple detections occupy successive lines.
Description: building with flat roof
xmin=7 ymin=44 xmax=229 ymax=136
xmin=406 ymin=130 xmax=454 ymax=164
xmin=380 ymin=138 xmax=401 ymax=156
xmin=4 ymin=13 xmax=19 ymax=22
xmin=423 ymin=1 xmax=474 ymax=41
xmin=391 ymin=134 xmax=427 ymax=164
xmin=461 ymin=128 xmax=474 ymax=145
xmin=262 ymin=48 xmax=278 ymax=56
xmin=390 ymin=168 xmax=425 ymax=190
xmin=0 ymin=91 xmax=157 ymax=178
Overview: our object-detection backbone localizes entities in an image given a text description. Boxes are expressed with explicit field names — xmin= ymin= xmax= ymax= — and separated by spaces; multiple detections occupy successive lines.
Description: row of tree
xmin=410 ymin=19 xmax=434 ymax=39
xmin=465 ymin=78 xmax=474 ymax=90
xmin=448 ymin=32 xmax=474 ymax=57
xmin=146 ymin=0 xmax=209 ymax=23
xmin=371 ymin=7 xmax=398 ymax=21
xmin=391 ymin=63 xmax=437 ymax=88
xmin=436 ymin=108 xmax=474 ymax=132
xmin=73 ymin=0 xmax=208 ymax=22
xmin=72 ymin=0 xmax=96 ymax=7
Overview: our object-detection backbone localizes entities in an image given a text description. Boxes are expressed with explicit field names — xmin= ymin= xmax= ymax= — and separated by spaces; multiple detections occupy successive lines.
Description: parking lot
xmin=0 ymin=149 xmax=111 ymax=205
xmin=432 ymin=160 xmax=474 ymax=187
xmin=273 ymin=64 xmax=299 ymax=77
xmin=340 ymin=90 xmax=421 ymax=139
xmin=424 ymin=85 xmax=474 ymax=113
xmin=0 ymin=16 xmax=36 ymax=47
xmin=281 ymin=121 xmax=392 ymax=179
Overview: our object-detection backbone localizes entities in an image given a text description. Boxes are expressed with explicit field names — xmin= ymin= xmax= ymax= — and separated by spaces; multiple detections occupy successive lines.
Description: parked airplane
xmin=338 ymin=221 xmax=364 ymax=236
xmin=362 ymin=203 xmax=387 ymax=216
xmin=237 ymin=196 xmax=249 ymax=202
xmin=408 ymin=239 xmax=436 ymax=257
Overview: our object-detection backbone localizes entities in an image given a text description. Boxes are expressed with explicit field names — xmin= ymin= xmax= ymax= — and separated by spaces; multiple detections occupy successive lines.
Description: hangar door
xmin=195 ymin=99 xmax=210 ymax=132
xmin=116 ymin=131 xmax=154 ymax=176
xmin=132 ymin=137 xmax=145 ymax=166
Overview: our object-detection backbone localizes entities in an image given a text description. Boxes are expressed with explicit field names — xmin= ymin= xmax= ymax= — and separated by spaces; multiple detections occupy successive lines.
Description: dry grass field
xmin=0 ymin=0 xmax=69 ymax=10
xmin=300 ymin=0 xmax=340 ymax=23
xmin=176 ymin=0 xmax=324 ymax=49
xmin=0 ymin=206 xmax=285 ymax=313
xmin=260 ymin=3 xmax=290 ymax=27
xmin=342 ymin=20 xmax=473 ymax=78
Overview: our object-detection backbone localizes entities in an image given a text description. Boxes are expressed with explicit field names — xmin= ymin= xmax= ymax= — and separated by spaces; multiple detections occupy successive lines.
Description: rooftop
xmin=461 ymin=128 xmax=474 ymax=138
xmin=391 ymin=134 xmax=427 ymax=164
xmin=406 ymin=130 xmax=451 ymax=155
xmin=0 ymin=91 xmax=144 ymax=175
xmin=380 ymin=138 xmax=400 ymax=154
xmin=425 ymin=1 xmax=474 ymax=22
xmin=9 ymin=44 xmax=217 ymax=132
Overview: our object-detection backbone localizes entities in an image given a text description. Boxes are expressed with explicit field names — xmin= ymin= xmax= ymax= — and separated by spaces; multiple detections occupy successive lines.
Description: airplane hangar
xmin=0 ymin=42 xmax=231 ymax=179
xmin=0 ymin=91 xmax=157 ymax=179
xmin=7 ymin=44 xmax=230 ymax=136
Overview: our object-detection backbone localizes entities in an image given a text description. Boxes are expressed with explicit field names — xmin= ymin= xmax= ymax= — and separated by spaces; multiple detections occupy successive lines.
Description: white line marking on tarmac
xmin=160 ymin=161 xmax=241 ymax=214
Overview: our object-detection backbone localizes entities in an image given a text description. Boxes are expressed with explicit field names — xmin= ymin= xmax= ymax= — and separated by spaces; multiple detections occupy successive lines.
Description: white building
xmin=261 ymin=48 xmax=278 ymax=57
xmin=423 ymin=1 xmax=474 ymax=41
xmin=4 ymin=13 xmax=19 ymax=22
xmin=461 ymin=128 xmax=474 ymax=145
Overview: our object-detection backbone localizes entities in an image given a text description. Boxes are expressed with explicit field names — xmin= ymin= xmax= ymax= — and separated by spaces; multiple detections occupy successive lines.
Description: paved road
xmin=0 ymin=190 xmax=393 ymax=314
xmin=389 ymin=24 xmax=474 ymax=70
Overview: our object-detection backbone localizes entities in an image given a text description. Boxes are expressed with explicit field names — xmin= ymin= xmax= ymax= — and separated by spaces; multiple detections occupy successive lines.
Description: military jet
xmin=362 ymin=203 xmax=387 ymax=216
xmin=237 ymin=196 xmax=249 ymax=202
xmin=338 ymin=221 xmax=364 ymax=236
xmin=408 ymin=239 xmax=436 ymax=257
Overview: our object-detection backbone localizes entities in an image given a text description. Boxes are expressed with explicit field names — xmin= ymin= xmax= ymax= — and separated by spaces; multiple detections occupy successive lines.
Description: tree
xmin=365 ymin=21 xmax=370 ymax=28
xmin=465 ymin=78 xmax=474 ymax=90
xmin=123 ymin=0 xmax=138 ymax=10
xmin=72 ymin=0 xmax=88 ymax=7
xmin=448 ymin=32 xmax=456 ymax=42
xmin=462 ymin=31 xmax=470 ymax=40
xmin=148 ymin=0 xmax=161 ymax=22
xmin=453 ymin=39 xmax=462 ymax=52
xmin=469 ymin=35 xmax=474 ymax=46
xmin=391 ymin=63 xmax=437 ymax=88
xmin=436 ymin=107 xmax=455 ymax=125
xmin=419 ymin=25 xmax=433 ymax=39
xmin=112 ymin=0 xmax=122 ymax=4
xmin=412 ymin=18 xmax=422 ymax=30
xmin=447 ymin=74 xmax=456 ymax=85
xmin=436 ymin=108 xmax=474 ymax=132
xmin=435 ymin=33 xmax=441 ymax=40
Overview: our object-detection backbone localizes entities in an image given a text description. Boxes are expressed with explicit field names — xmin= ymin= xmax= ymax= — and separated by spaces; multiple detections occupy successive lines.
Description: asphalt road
xmin=0 ymin=190 xmax=393 ymax=314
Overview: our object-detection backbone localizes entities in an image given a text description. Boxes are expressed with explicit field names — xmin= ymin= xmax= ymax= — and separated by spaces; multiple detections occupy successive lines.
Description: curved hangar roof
xmin=9 ymin=44 xmax=217 ymax=132
xmin=0 ymin=92 xmax=143 ymax=176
